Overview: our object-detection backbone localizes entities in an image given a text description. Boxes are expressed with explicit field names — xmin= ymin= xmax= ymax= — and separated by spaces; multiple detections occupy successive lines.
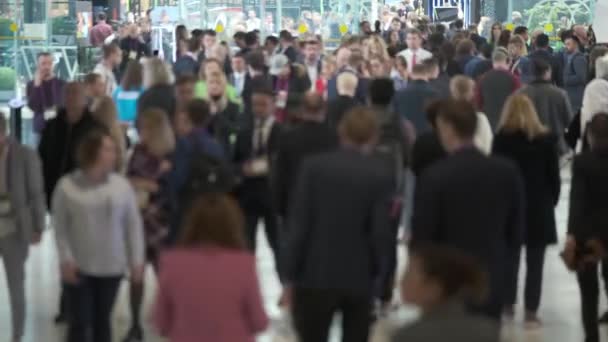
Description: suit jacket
xmin=326 ymin=69 xmax=369 ymax=104
xmin=326 ymin=95 xmax=359 ymax=130
xmin=272 ymin=121 xmax=338 ymax=217
xmin=233 ymin=118 xmax=282 ymax=208
xmin=562 ymin=51 xmax=588 ymax=112
xmin=173 ymin=55 xmax=199 ymax=77
xmin=493 ymin=132 xmax=560 ymax=246
xmin=283 ymin=148 xmax=394 ymax=294
xmin=528 ymin=49 xmax=563 ymax=87
xmin=393 ymin=80 xmax=440 ymax=135
xmin=392 ymin=302 xmax=499 ymax=342
xmin=568 ymin=148 xmax=608 ymax=245
xmin=137 ymin=84 xmax=177 ymax=118
xmin=476 ymin=69 xmax=521 ymax=130
xmin=411 ymin=147 xmax=525 ymax=316
xmin=6 ymin=140 xmax=46 ymax=243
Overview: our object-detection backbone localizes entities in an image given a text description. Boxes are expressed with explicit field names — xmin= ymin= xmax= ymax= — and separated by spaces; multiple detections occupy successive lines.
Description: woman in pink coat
xmin=154 ymin=194 xmax=269 ymax=342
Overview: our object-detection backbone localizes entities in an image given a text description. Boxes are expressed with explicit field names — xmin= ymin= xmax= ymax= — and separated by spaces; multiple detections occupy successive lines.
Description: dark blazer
xmin=271 ymin=64 xmax=312 ymax=95
xmin=272 ymin=121 xmax=338 ymax=217
xmin=429 ymin=72 xmax=451 ymax=100
xmin=137 ymin=84 xmax=177 ymax=119
xmin=411 ymin=131 xmax=446 ymax=177
xmin=233 ymin=119 xmax=282 ymax=209
xmin=209 ymin=101 xmax=242 ymax=158
xmin=326 ymin=68 xmax=369 ymax=104
xmin=476 ymin=69 xmax=521 ymax=130
xmin=38 ymin=109 xmax=102 ymax=207
xmin=493 ymin=132 xmax=560 ymax=246
xmin=411 ymin=147 xmax=525 ymax=317
xmin=568 ymin=148 xmax=608 ymax=245
xmin=242 ymin=73 xmax=273 ymax=115
xmin=392 ymin=302 xmax=500 ymax=342
xmin=393 ymin=80 xmax=440 ymax=135
xmin=326 ymin=95 xmax=359 ymax=130
xmin=283 ymin=148 xmax=394 ymax=294
xmin=173 ymin=55 xmax=199 ymax=77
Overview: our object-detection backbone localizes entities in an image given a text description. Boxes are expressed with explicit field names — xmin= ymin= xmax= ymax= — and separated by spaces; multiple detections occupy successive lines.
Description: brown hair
xmin=449 ymin=75 xmax=475 ymax=102
xmin=77 ymin=129 xmax=111 ymax=169
xmin=409 ymin=243 xmax=488 ymax=303
xmin=185 ymin=99 xmax=211 ymax=127
xmin=338 ymin=107 xmax=379 ymax=146
xmin=199 ymin=58 xmax=223 ymax=81
xmin=179 ymin=194 xmax=246 ymax=249
xmin=138 ymin=109 xmax=175 ymax=157
xmin=121 ymin=60 xmax=143 ymax=91
xmin=436 ymin=98 xmax=478 ymax=139
xmin=84 ymin=73 xmax=101 ymax=85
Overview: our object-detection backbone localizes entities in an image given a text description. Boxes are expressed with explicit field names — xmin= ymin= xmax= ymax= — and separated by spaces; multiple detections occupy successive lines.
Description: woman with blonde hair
xmin=91 ymin=96 xmax=127 ymax=172
xmin=493 ymin=93 xmax=560 ymax=329
xmin=154 ymin=194 xmax=268 ymax=341
xmin=449 ymin=75 xmax=493 ymax=154
xmin=508 ymin=35 xmax=531 ymax=82
xmin=137 ymin=57 xmax=177 ymax=118
xmin=123 ymin=108 xmax=175 ymax=342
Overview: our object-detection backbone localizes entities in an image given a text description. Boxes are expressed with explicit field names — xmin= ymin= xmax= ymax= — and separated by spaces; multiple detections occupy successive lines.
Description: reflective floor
xmin=0 ymin=169 xmax=602 ymax=342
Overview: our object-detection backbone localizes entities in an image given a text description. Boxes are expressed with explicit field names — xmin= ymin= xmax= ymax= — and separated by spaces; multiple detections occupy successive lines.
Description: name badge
xmin=129 ymin=51 xmax=137 ymax=60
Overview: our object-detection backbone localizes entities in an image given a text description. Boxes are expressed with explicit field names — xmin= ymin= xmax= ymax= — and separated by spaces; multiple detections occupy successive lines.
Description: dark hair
xmin=179 ymin=194 xmax=246 ymax=249
xmin=175 ymin=24 xmax=188 ymax=41
xmin=436 ymin=99 xmax=478 ymax=139
xmin=245 ymin=31 xmax=259 ymax=47
xmin=536 ymin=33 xmax=549 ymax=48
xmin=339 ymin=107 xmax=379 ymax=145
xmin=175 ymin=74 xmax=197 ymax=86
xmin=498 ymin=30 xmax=511 ymax=48
xmin=279 ymin=30 xmax=293 ymax=42
xmin=480 ymin=43 xmax=493 ymax=59
xmin=102 ymin=43 xmax=120 ymax=58
xmin=532 ymin=58 xmax=551 ymax=80
xmin=456 ymin=39 xmax=475 ymax=56
xmin=97 ymin=12 xmax=107 ymax=21
xmin=265 ymin=35 xmax=279 ymax=46
xmin=84 ymin=73 xmax=101 ymax=85
xmin=454 ymin=19 xmax=464 ymax=29
xmin=246 ymin=51 xmax=266 ymax=71
xmin=77 ymin=129 xmax=111 ymax=169
xmin=513 ymin=26 xmax=528 ymax=35
xmin=203 ymin=29 xmax=217 ymax=37
xmin=233 ymin=31 xmax=246 ymax=41
xmin=560 ymin=29 xmax=574 ymax=43
xmin=427 ymin=32 xmax=446 ymax=53
xmin=185 ymin=99 xmax=211 ymax=127
xmin=121 ymin=60 xmax=143 ymax=90
xmin=369 ymin=78 xmax=395 ymax=106
xmin=191 ymin=29 xmax=203 ymax=40
xmin=588 ymin=113 xmax=608 ymax=149
xmin=409 ymin=244 xmax=488 ymax=303
xmin=187 ymin=36 xmax=200 ymax=53
xmin=37 ymin=51 xmax=52 ymax=61
xmin=233 ymin=50 xmax=247 ymax=59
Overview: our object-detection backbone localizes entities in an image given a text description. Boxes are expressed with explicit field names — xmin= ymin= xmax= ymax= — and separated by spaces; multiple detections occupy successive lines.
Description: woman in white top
xmin=449 ymin=75 xmax=494 ymax=154
xmin=52 ymin=130 xmax=144 ymax=342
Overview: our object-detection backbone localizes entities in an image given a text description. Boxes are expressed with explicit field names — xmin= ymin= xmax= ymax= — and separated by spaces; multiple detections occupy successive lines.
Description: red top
xmin=154 ymin=247 xmax=269 ymax=342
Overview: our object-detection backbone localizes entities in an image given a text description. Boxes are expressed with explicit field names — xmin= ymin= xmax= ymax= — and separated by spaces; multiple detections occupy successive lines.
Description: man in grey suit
xmin=0 ymin=112 xmax=46 ymax=342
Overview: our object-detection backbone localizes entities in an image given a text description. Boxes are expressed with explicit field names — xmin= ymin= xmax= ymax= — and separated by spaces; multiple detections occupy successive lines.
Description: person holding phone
xmin=564 ymin=113 xmax=608 ymax=342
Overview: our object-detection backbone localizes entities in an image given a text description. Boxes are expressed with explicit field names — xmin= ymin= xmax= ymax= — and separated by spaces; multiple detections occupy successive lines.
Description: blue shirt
xmin=113 ymin=86 xmax=142 ymax=123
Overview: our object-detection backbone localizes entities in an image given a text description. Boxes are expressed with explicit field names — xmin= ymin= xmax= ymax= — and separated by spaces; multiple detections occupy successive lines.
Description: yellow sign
xmin=505 ymin=23 xmax=515 ymax=31
xmin=544 ymin=23 xmax=554 ymax=32
xmin=339 ymin=23 xmax=349 ymax=35
xmin=215 ymin=23 xmax=224 ymax=33
xmin=9 ymin=22 xmax=17 ymax=33
xmin=298 ymin=24 xmax=308 ymax=34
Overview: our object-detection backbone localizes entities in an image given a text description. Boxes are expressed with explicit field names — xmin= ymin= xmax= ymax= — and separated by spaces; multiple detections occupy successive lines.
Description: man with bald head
xmin=273 ymin=92 xmax=338 ymax=219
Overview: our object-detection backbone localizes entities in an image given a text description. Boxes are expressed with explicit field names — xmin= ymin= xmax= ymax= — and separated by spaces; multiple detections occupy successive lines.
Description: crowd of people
xmin=3 ymin=8 xmax=608 ymax=342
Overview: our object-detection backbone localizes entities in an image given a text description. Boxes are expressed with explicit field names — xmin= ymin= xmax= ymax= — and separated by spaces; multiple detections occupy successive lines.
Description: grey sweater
xmin=52 ymin=171 xmax=144 ymax=276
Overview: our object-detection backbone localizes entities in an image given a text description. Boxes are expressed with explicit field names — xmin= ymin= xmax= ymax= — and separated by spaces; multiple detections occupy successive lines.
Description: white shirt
xmin=233 ymin=72 xmax=246 ymax=97
xmin=474 ymin=112 xmax=494 ymax=155
xmin=93 ymin=62 xmax=117 ymax=96
xmin=398 ymin=48 xmax=433 ymax=73
xmin=306 ymin=62 xmax=319 ymax=88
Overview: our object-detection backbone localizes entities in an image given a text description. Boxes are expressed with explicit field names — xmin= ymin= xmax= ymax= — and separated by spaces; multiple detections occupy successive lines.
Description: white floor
xmin=0 ymin=168 xmax=604 ymax=342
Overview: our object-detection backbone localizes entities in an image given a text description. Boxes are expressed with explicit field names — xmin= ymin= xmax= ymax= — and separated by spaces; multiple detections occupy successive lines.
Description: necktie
xmin=412 ymin=52 xmax=417 ymax=67
xmin=254 ymin=119 xmax=266 ymax=157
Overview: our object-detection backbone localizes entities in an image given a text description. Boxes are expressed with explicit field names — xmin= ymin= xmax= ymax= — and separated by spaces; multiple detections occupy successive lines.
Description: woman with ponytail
xmin=392 ymin=244 xmax=500 ymax=342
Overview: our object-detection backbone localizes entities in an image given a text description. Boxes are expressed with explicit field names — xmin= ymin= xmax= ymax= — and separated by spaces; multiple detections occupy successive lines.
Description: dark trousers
xmin=65 ymin=274 xmax=122 ymax=342
xmin=292 ymin=288 xmax=372 ymax=342
xmin=244 ymin=201 xmax=278 ymax=253
xmin=505 ymin=246 xmax=546 ymax=312
xmin=578 ymin=262 xmax=601 ymax=342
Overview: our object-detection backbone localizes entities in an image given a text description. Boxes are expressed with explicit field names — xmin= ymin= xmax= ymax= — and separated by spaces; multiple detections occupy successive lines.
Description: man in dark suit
xmin=411 ymin=99 xmax=525 ymax=320
xmin=233 ymin=84 xmax=281 ymax=265
xmin=393 ymin=64 xmax=440 ymax=135
xmin=273 ymin=92 xmax=338 ymax=219
xmin=528 ymin=34 xmax=562 ymax=87
xmin=173 ymin=37 xmax=200 ymax=77
xmin=242 ymin=51 xmax=272 ymax=117
xmin=326 ymin=47 xmax=369 ymax=103
xmin=326 ymin=72 xmax=359 ymax=131
xmin=283 ymin=107 xmax=394 ymax=342
xmin=564 ymin=114 xmax=608 ymax=342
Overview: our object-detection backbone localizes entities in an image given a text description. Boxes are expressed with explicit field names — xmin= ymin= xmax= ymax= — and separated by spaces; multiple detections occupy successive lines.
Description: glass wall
xmin=482 ymin=0 xmax=595 ymax=29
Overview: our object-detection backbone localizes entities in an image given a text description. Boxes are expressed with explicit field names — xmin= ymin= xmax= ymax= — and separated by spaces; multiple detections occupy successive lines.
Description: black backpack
xmin=180 ymin=139 xmax=236 ymax=208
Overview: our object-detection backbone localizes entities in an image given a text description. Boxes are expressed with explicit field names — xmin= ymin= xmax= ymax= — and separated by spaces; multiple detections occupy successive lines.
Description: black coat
xmin=173 ymin=55 xmax=199 ymax=77
xmin=326 ymin=95 xmax=359 ymax=130
xmin=568 ymin=148 xmax=608 ymax=245
xmin=283 ymin=148 xmax=394 ymax=294
xmin=528 ymin=49 xmax=563 ymax=87
xmin=209 ymin=101 xmax=241 ymax=158
xmin=393 ymin=80 xmax=440 ymax=135
xmin=272 ymin=121 xmax=338 ymax=217
xmin=493 ymin=132 xmax=561 ymax=246
xmin=411 ymin=131 xmax=446 ymax=177
xmin=233 ymin=119 xmax=282 ymax=209
xmin=271 ymin=64 xmax=312 ymax=95
xmin=38 ymin=109 xmax=102 ymax=207
xmin=137 ymin=84 xmax=177 ymax=119
xmin=411 ymin=147 xmax=525 ymax=317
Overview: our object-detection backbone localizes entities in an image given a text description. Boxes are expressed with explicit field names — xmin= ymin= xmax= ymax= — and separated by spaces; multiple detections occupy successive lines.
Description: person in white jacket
xmin=581 ymin=54 xmax=608 ymax=150
xmin=449 ymin=75 xmax=494 ymax=154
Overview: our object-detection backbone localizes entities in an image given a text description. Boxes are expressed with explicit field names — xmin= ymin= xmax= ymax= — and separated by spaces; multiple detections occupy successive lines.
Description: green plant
xmin=524 ymin=0 xmax=592 ymax=30
xmin=0 ymin=66 xmax=16 ymax=91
